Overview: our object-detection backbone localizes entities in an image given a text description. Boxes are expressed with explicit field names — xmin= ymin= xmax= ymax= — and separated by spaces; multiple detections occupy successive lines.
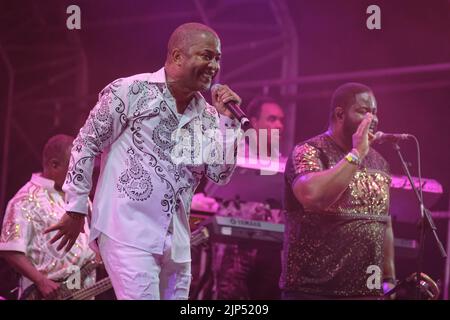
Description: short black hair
xmin=42 ymin=134 xmax=74 ymax=167
xmin=246 ymin=95 xmax=280 ymax=120
xmin=329 ymin=82 xmax=373 ymax=122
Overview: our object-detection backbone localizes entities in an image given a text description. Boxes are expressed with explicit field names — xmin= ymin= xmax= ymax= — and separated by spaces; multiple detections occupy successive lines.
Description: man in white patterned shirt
xmin=45 ymin=22 xmax=242 ymax=300
xmin=0 ymin=135 xmax=96 ymax=299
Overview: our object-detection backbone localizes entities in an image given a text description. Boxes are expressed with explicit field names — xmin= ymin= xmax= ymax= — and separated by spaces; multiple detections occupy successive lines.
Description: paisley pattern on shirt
xmin=62 ymin=69 xmax=240 ymax=261
xmin=152 ymin=109 xmax=179 ymax=163
xmin=117 ymin=148 xmax=153 ymax=201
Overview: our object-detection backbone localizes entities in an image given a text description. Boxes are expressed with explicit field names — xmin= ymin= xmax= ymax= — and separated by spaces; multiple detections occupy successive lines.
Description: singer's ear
xmin=49 ymin=158 xmax=60 ymax=169
xmin=171 ymin=48 xmax=183 ymax=66
xmin=335 ymin=107 xmax=344 ymax=121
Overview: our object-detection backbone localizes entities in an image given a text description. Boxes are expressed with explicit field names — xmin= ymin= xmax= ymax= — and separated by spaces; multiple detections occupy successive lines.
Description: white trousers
xmin=98 ymin=232 xmax=191 ymax=300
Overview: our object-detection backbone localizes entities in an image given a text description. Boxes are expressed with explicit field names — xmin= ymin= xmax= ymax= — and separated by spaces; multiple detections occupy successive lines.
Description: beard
xmin=343 ymin=118 xmax=359 ymax=139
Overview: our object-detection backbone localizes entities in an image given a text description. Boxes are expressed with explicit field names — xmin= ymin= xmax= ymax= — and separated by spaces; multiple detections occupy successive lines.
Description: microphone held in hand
xmin=211 ymin=84 xmax=251 ymax=129
xmin=374 ymin=131 xmax=413 ymax=144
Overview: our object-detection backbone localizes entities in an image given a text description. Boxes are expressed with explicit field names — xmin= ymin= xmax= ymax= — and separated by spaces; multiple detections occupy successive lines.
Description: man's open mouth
xmin=201 ymin=73 xmax=213 ymax=82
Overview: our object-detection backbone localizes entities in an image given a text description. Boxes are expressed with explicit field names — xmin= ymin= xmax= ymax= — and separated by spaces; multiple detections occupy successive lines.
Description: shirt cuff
xmin=64 ymin=193 xmax=89 ymax=215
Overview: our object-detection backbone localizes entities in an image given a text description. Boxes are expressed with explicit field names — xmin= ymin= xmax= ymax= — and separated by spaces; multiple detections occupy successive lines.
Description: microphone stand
xmin=391 ymin=142 xmax=446 ymax=299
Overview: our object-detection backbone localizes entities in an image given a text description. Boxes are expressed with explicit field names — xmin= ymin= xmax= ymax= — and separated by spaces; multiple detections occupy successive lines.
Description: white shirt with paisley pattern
xmin=63 ymin=68 xmax=240 ymax=263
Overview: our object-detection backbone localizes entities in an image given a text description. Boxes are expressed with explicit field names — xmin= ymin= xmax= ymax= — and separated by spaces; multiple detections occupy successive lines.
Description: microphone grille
xmin=374 ymin=131 xmax=384 ymax=140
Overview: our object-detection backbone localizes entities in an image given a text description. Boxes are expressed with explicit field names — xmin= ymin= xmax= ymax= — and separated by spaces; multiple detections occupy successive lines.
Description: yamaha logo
xmin=230 ymin=218 xmax=261 ymax=228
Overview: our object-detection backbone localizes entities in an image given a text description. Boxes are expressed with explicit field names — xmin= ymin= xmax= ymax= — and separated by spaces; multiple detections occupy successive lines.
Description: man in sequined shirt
xmin=0 ymin=135 xmax=96 ymax=299
xmin=281 ymin=82 xmax=396 ymax=299
xmin=45 ymin=23 xmax=242 ymax=300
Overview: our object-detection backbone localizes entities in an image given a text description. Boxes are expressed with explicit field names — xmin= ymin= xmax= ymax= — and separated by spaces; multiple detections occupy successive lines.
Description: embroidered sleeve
xmin=63 ymin=78 xmax=130 ymax=214
xmin=0 ymin=198 xmax=32 ymax=254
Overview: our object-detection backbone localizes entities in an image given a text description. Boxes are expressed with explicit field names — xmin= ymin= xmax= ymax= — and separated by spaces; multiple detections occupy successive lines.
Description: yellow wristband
xmin=345 ymin=152 xmax=360 ymax=166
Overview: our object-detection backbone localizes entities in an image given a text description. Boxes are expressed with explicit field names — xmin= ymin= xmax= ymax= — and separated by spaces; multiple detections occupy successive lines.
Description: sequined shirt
xmin=0 ymin=173 xmax=95 ymax=295
xmin=281 ymin=133 xmax=391 ymax=297
xmin=63 ymin=68 xmax=240 ymax=263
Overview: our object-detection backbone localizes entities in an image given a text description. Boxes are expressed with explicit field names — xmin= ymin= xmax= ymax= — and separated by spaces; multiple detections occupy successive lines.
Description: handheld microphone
xmin=374 ymin=131 xmax=412 ymax=144
xmin=211 ymin=84 xmax=250 ymax=128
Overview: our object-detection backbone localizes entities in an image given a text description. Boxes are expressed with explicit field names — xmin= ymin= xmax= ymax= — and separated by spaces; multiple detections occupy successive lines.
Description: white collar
xmin=150 ymin=67 xmax=208 ymax=117
xmin=30 ymin=173 xmax=57 ymax=191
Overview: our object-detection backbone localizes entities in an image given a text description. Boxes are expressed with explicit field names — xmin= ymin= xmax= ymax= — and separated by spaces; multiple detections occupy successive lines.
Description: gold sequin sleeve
xmin=287 ymin=143 xmax=323 ymax=186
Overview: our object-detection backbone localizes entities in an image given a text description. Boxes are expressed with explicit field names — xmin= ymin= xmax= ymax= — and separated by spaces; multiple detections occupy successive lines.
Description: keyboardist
xmin=208 ymin=96 xmax=286 ymax=300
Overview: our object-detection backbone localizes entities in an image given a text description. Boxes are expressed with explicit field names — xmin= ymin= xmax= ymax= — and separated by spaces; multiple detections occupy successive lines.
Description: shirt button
xmin=166 ymin=214 xmax=170 ymax=217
